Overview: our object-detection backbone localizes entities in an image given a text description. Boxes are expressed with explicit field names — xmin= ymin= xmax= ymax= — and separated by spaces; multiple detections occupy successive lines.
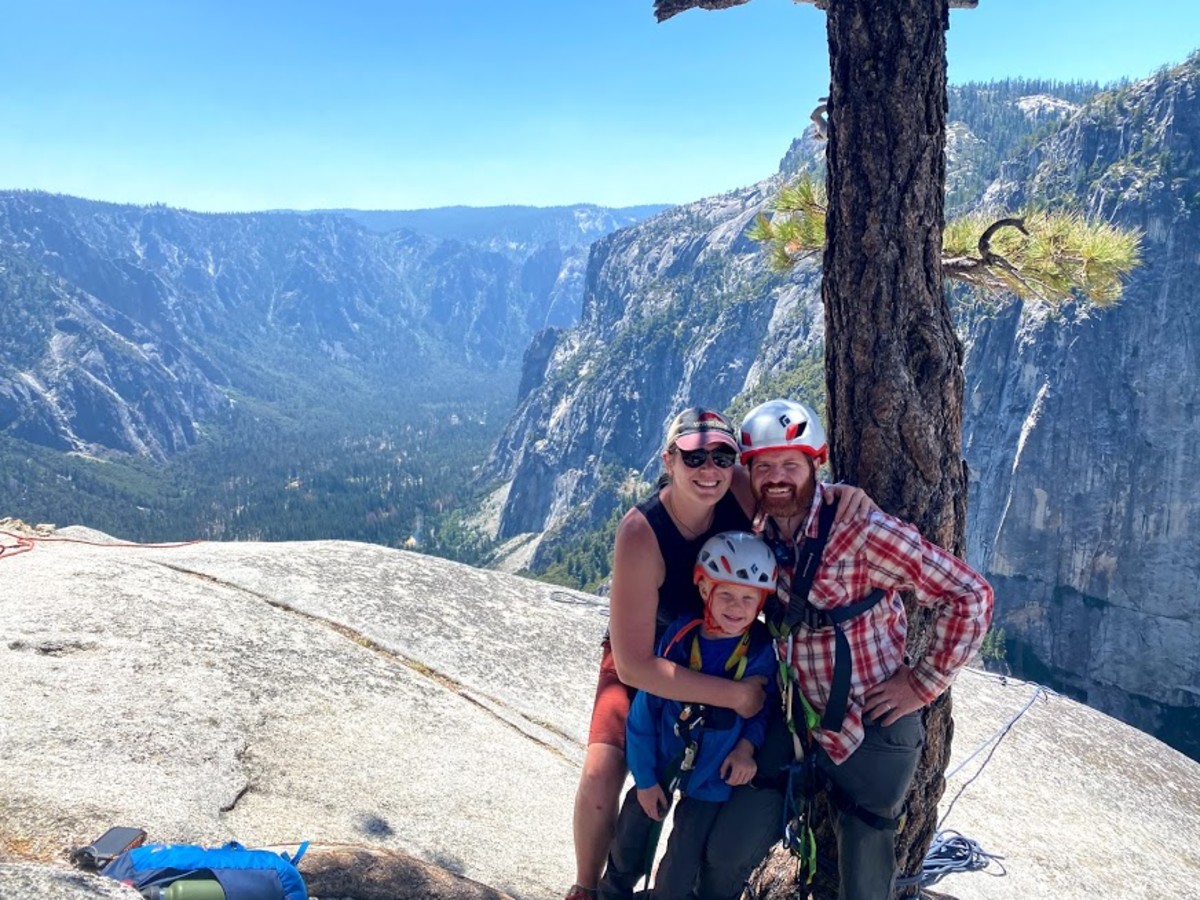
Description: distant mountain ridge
xmin=0 ymin=195 xmax=662 ymax=460
xmin=318 ymin=203 xmax=670 ymax=248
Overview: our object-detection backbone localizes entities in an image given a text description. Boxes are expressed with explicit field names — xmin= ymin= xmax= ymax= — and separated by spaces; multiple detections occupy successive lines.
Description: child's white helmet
xmin=695 ymin=531 xmax=777 ymax=592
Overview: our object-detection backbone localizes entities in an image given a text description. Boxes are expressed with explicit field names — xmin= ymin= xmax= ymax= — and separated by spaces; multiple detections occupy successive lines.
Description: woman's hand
xmin=824 ymin=483 xmax=879 ymax=524
xmin=730 ymin=676 xmax=767 ymax=719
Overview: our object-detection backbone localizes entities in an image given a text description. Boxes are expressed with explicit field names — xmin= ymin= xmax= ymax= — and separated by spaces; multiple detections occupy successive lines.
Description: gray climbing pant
xmin=817 ymin=711 xmax=925 ymax=900
xmin=698 ymin=711 xmax=925 ymax=900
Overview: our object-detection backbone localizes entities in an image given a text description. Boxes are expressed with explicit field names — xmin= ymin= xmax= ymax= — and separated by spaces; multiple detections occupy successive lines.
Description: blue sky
xmin=2 ymin=0 xmax=1197 ymax=212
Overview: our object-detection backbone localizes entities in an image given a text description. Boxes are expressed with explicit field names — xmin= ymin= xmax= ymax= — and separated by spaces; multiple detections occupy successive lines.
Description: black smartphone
xmin=69 ymin=826 xmax=148 ymax=870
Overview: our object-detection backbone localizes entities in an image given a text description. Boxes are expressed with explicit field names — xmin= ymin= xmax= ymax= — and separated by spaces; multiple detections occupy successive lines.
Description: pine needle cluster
xmin=751 ymin=174 xmax=1143 ymax=307
xmin=943 ymin=210 xmax=1142 ymax=306
xmin=747 ymin=177 xmax=828 ymax=270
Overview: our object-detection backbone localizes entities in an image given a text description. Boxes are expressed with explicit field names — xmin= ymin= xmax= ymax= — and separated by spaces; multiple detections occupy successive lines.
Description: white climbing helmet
xmin=738 ymin=399 xmax=828 ymax=465
xmin=694 ymin=531 xmax=778 ymax=593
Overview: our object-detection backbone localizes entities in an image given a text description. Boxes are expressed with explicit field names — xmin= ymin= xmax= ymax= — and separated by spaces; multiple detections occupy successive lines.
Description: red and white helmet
xmin=738 ymin=399 xmax=828 ymax=465
xmin=694 ymin=531 xmax=778 ymax=593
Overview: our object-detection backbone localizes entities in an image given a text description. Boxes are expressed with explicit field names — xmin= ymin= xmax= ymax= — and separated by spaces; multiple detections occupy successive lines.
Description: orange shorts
xmin=587 ymin=641 xmax=637 ymax=750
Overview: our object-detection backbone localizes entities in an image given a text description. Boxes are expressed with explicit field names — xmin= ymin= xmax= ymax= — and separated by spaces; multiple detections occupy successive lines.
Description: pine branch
xmin=752 ymin=178 xmax=1143 ymax=307
xmin=943 ymin=210 xmax=1142 ymax=306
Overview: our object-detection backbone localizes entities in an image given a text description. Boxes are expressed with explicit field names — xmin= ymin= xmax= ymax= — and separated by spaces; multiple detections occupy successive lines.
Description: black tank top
xmin=637 ymin=488 xmax=752 ymax=639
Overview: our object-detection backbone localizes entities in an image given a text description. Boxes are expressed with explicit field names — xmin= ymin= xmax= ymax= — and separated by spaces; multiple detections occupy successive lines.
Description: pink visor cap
xmin=666 ymin=407 xmax=739 ymax=452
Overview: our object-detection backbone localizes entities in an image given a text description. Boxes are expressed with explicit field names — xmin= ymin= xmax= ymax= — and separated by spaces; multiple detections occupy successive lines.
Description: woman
xmin=565 ymin=407 xmax=872 ymax=900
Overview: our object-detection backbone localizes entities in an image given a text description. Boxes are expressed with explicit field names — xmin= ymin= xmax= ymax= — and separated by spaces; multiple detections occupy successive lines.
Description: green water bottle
xmin=139 ymin=879 xmax=227 ymax=900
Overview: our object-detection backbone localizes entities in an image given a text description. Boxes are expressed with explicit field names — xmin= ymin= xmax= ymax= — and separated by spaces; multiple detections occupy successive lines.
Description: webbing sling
xmin=827 ymin=781 xmax=903 ymax=831
xmin=819 ymin=588 xmax=886 ymax=731
xmin=765 ymin=500 xmax=887 ymax=733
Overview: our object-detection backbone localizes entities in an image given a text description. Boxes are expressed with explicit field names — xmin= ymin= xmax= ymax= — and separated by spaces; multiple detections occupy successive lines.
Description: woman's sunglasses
xmin=675 ymin=446 xmax=738 ymax=469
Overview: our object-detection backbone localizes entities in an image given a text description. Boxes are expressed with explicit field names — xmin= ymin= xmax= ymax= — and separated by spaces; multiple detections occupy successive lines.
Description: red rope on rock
xmin=0 ymin=529 xmax=203 ymax=562
xmin=0 ymin=532 xmax=36 ymax=560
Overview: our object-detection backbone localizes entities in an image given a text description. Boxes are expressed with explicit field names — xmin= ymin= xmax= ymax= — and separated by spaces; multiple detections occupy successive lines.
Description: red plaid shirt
xmin=760 ymin=483 xmax=993 ymax=764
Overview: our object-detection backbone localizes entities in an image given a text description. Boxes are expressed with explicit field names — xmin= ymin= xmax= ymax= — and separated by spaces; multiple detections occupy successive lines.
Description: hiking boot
xmin=563 ymin=886 xmax=597 ymax=900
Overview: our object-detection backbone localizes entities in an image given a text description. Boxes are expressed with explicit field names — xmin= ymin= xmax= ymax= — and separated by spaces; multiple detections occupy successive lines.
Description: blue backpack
xmin=102 ymin=841 xmax=308 ymax=900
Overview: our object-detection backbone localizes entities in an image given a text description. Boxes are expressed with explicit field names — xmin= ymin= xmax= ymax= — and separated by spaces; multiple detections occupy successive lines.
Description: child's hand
xmin=637 ymin=785 xmax=669 ymax=821
xmin=720 ymin=740 xmax=758 ymax=786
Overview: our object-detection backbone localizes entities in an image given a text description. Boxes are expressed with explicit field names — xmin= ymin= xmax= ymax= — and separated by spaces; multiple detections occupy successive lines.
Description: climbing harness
xmin=762 ymin=499 xmax=886 ymax=733
xmin=662 ymin=617 xmax=754 ymax=682
xmin=756 ymin=492 xmax=1044 ymax=892
xmin=636 ymin=700 xmax=710 ymax=890
xmin=670 ymin=617 xmax=756 ymax=773
xmin=759 ymin=498 xmax=893 ymax=886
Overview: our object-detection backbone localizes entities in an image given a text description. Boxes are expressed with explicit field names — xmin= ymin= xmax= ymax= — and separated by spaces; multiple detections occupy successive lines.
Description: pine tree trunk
xmin=743 ymin=2 xmax=967 ymax=897
xmin=823 ymin=0 xmax=962 ymax=896
xmin=741 ymin=2 xmax=964 ymax=899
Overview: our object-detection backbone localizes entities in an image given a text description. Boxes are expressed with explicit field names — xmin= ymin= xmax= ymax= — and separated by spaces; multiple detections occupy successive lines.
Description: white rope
xmin=906 ymin=669 xmax=1056 ymax=887
xmin=920 ymin=829 xmax=1007 ymax=886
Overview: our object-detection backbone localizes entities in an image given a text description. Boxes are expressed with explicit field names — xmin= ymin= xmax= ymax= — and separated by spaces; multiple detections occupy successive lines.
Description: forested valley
xmin=1 ymin=381 xmax=514 ymax=564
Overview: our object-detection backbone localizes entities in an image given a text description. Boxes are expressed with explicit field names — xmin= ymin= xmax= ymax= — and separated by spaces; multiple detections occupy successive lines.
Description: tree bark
xmin=822 ymin=0 xmax=962 ymax=896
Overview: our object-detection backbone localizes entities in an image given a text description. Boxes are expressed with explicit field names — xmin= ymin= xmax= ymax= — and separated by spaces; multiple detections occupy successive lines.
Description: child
xmin=597 ymin=531 xmax=778 ymax=900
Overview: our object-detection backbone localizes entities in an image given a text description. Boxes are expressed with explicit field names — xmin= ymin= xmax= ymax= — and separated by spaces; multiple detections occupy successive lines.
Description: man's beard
xmin=756 ymin=482 xmax=812 ymax=519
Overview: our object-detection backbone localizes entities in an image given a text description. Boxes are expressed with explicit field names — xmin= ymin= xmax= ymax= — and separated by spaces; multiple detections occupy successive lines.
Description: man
xmin=738 ymin=398 xmax=994 ymax=900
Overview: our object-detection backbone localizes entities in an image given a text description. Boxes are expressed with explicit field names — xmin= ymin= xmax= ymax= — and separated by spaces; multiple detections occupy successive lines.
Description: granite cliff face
xmin=482 ymin=182 xmax=825 ymax=551
xmin=488 ymin=66 xmax=1200 ymax=757
xmin=0 ymin=244 xmax=224 ymax=457
xmin=963 ymin=56 xmax=1200 ymax=756
xmin=482 ymin=81 xmax=1083 ymax=556
xmin=484 ymin=132 xmax=832 ymax=553
xmin=4 ymin=524 xmax=1200 ymax=900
